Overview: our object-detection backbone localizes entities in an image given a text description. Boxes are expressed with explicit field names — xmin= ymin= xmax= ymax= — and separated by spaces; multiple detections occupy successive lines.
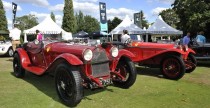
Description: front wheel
xmin=186 ymin=53 xmax=197 ymax=73
xmin=55 ymin=63 xmax=83 ymax=107
xmin=7 ymin=47 xmax=14 ymax=57
xmin=13 ymin=53 xmax=25 ymax=78
xmin=113 ymin=58 xmax=137 ymax=89
xmin=161 ymin=55 xmax=185 ymax=80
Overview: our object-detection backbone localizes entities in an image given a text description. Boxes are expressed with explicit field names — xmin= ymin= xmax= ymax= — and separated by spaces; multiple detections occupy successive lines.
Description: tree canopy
xmin=83 ymin=15 xmax=99 ymax=33
xmin=62 ymin=0 xmax=76 ymax=33
xmin=140 ymin=10 xmax=149 ymax=29
xmin=108 ymin=17 xmax=122 ymax=32
xmin=172 ymin=0 xmax=210 ymax=34
xmin=50 ymin=12 xmax=56 ymax=22
xmin=75 ymin=11 xmax=85 ymax=32
xmin=0 ymin=0 xmax=8 ymax=31
xmin=16 ymin=14 xmax=38 ymax=32
xmin=159 ymin=8 xmax=179 ymax=29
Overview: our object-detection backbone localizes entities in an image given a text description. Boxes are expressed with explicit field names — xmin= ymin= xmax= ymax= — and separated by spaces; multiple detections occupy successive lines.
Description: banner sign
xmin=99 ymin=2 xmax=108 ymax=31
xmin=12 ymin=2 xmax=17 ymax=27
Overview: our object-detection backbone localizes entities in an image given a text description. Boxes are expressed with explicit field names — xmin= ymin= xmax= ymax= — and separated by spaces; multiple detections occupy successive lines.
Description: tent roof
xmin=73 ymin=31 xmax=89 ymax=38
xmin=110 ymin=15 xmax=145 ymax=34
xmin=147 ymin=15 xmax=183 ymax=35
xmin=24 ymin=15 xmax=65 ymax=34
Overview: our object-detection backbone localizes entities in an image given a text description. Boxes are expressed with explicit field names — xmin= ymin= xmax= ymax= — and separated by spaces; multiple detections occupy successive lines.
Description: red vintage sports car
xmin=122 ymin=40 xmax=197 ymax=80
xmin=13 ymin=39 xmax=137 ymax=107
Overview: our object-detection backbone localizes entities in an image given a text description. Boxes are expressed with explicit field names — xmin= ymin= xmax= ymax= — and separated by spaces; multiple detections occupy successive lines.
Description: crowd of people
xmin=182 ymin=31 xmax=206 ymax=47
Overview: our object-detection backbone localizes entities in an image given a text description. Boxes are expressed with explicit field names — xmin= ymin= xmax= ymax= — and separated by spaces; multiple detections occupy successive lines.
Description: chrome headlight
xmin=0 ymin=46 xmax=5 ymax=51
xmin=110 ymin=46 xmax=119 ymax=57
xmin=83 ymin=49 xmax=93 ymax=61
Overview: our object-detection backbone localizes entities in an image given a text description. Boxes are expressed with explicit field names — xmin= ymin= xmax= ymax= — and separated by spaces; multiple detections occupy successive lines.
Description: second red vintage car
xmin=13 ymin=39 xmax=137 ymax=107
xmin=122 ymin=40 xmax=197 ymax=80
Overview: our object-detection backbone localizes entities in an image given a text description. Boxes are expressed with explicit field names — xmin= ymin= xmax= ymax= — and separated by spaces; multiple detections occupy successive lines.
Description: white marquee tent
xmin=147 ymin=15 xmax=183 ymax=35
xmin=110 ymin=15 xmax=145 ymax=34
xmin=23 ymin=15 xmax=72 ymax=42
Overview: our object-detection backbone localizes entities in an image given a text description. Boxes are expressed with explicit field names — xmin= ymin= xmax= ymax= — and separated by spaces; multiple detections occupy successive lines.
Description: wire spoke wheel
xmin=113 ymin=58 xmax=137 ymax=89
xmin=161 ymin=55 xmax=185 ymax=80
xmin=13 ymin=53 xmax=25 ymax=78
xmin=186 ymin=53 xmax=197 ymax=73
xmin=55 ymin=63 xmax=83 ymax=107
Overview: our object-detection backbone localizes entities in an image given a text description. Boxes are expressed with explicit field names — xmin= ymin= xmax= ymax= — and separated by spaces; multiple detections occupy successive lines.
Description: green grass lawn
xmin=0 ymin=57 xmax=210 ymax=108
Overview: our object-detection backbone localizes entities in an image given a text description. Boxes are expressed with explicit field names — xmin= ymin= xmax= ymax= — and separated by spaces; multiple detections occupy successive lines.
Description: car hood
xmin=0 ymin=41 xmax=12 ymax=47
xmin=45 ymin=42 xmax=97 ymax=55
xmin=131 ymin=41 xmax=175 ymax=49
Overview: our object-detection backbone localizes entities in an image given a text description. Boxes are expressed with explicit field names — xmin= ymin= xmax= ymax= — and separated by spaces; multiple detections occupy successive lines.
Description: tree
xmin=75 ymin=11 xmax=85 ymax=32
xmin=51 ymin=12 xmax=56 ymax=22
xmin=140 ymin=10 xmax=149 ymax=29
xmin=16 ymin=14 xmax=38 ymax=32
xmin=83 ymin=15 xmax=99 ymax=33
xmin=0 ymin=0 xmax=8 ymax=31
xmin=62 ymin=0 xmax=76 ymax=33
xmin=108 ymin=17 xmax=122 ymax=32
xmin=159 ymin=8 xmax=179 ymax=28
xmin=172 ymin=0 xmax=210 ymax=34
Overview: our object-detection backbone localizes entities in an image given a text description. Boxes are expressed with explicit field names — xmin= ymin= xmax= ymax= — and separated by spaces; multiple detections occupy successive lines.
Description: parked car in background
xmin=0 ymin=40 xmax=13 ymax=57
xmin=89 ymin=34 xmax=197 ymax=80
xmin=121 ymin=39 xmax=197 ymax=80
xmin=190 ymin=39 xmax=210 ymax=60
xmin=13 ymin=39 xmax=137 ymax=107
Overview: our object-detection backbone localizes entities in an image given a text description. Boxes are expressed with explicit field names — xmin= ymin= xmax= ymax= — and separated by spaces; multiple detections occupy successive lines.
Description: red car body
xmin=13 ymin=40 xmax=137 ymax=107
xmin=122 ymin=40 xmax=197 ymax=80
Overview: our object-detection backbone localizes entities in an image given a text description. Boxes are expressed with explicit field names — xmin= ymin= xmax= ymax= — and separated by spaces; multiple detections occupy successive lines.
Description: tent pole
xmin=146 ymin=34 xmax=148 ymax=42
xmin=24 ymin=33 xmax=28 ymax=43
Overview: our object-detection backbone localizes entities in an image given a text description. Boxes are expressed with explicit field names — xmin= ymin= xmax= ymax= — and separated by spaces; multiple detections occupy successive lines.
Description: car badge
xmin=135 ymin=43 xmax=138 ymax=46
xmin=46 ymin=47 xmax=51 ymax=52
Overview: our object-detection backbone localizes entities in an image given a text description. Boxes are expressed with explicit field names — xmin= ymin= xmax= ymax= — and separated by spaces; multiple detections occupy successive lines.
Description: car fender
xmin=188 ymin=48 xmax=196 ymax=54
xmin=110 ymin=49 xmax=135 ymax=72
xmin=118 ymin=49 xmax=135 ymax=58
xmin=54 ymin=53 xmax=83 ymax=65
xmin=15 ymin=48 xmax=31 ymax=68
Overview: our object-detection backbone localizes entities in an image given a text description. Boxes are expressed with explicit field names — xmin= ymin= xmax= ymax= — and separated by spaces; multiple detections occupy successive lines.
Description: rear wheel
xmin=186 ymin=53 xmax=197 ymax=73
xmin=55 ymin=63 xmax=83 ymax=107
xmin=113 ymin=58 xmax=137 ymax=89
xmin=161 ymin=55 xmax=185 ymax=80
xmin=13 ymin=53 xmax=25 ymax=78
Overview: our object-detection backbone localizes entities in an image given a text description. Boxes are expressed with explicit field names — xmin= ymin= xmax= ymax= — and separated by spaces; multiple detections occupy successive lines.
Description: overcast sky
xmin=3 ymin=0 xmax=174 ymax=29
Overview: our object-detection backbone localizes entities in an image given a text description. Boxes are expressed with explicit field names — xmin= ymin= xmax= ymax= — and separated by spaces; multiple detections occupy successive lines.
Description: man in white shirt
xmin=121 ymin=30 xmax=130 ymax=43
xmin=9 ymin=24 xmax=21 ymax=51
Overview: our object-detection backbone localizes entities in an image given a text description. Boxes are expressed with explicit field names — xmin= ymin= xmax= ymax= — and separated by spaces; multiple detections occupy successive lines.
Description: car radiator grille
xmin=91 ymin=49 xmax=110 ymax=77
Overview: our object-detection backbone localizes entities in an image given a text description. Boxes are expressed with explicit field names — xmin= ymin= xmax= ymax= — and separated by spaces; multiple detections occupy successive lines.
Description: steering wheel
xmin=34 ymin=39 xmax=39 ymax=45
xmin=124 ymin=38 xmax=132 ymax=46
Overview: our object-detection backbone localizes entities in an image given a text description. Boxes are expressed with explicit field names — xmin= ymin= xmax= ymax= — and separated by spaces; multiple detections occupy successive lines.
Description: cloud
xmin=74 ymin=0 xmax=98 ymax=2
xmin=156 ymin=0 xmax=174 ymax=4
xmin=151 ymin=7 xmax=167 ymax=16
xmin=7 ymin=18 xmax=12 ymax=30
xmin=29 ymin=11 xmax=62 ymax=26
xmin=55 ymin=15 xmax=63 ymax=26
xmin=3 ymin=1 xmax=22 ymax=11
xmin=74 ymin=2 xmax=98 ymax=15
xmin=49 ymin=1 xmax=137 ymax=21
xmin=49 ymin=4 xmax=64 ymax=12
xmin=107 ymin=8 xmax=137 ymax=20
xmin=14 ymin=0 xmax=49 ymax=7
xmin=147 ymin=0 xmax=174 ymax=4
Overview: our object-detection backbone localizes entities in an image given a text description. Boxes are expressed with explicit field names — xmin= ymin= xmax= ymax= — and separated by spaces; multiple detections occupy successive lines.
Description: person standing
xmin=36 ymin=30 xmax=43 ymax=41
xmin=182 ymin=32 xmax=191 ymax=46
xmin=121 ymin=30 xmax=130 ymax=43
xmin=9 ymin=24 xmax=21 ymax=51
xmin=196 ymin=31 xmax=206 ymax=43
